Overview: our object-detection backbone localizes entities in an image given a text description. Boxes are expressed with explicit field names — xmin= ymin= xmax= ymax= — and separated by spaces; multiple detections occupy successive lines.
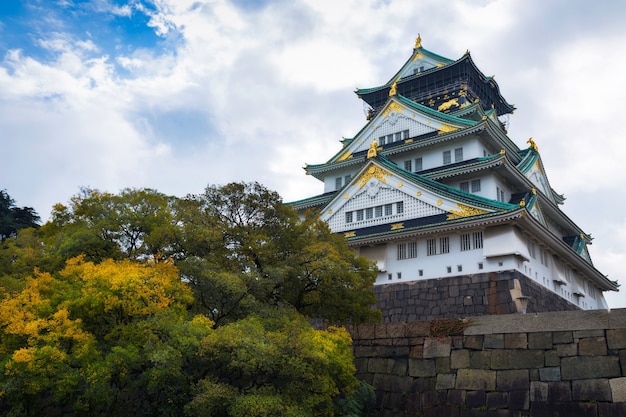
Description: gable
xmin=320 ymin=162 xmax=494 ymax=234
xmin=394 ymin=51 xmax=445 ymax=79
xmin=526 ymin=161 xmax=552 ymax=201
xmin=334 ymin=98 xmax=469 ymax=162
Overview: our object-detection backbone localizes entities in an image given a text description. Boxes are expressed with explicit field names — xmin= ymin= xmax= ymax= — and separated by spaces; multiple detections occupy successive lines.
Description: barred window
xmin=403 ymin=130 xmax=410 ymax=139
xmin=345 ymin=212 xmax=353 ymax=223
xmin=473 ymin=232 xmax=483 ymax=249
xmin=384 ymin=204 xmax=393 ymax=216
xmin=427 ymin=238 xmax=437 ymax=256
xmin=440 ymin=236 xmax=450 ymax=254
xmin=408 ymin=241 xmax=418 ymax=258
xmin=443 ymin=150 xmax=451 ymax=165
xmin=414 ymin=157 xmax=423 ymax=172
xmin=397 ymin=243 xmax=407 ymax=260
xmin=454 ymin=147 xmax=463 ymax=162
xmin=471 ymin=179 xmax=481 ymax=192
xmin=356 ymin=209 xmax=364 ymax=221
xmin=375 ymin=205 xmax=383 ymax=217
xmin=460 ymin=182 xmax=469 ymax=193
xmin=365 ymin=207 xmax=373 ymax=219
xmin=404 ymin=160 xmax=412 ymax=172
xmin=397 ymin=201 xmax=404 ymax=214
xmin=460 ymin=233 xmax=471 ymax=251
xmin=335 ymin=177 xmax=342 ymax=190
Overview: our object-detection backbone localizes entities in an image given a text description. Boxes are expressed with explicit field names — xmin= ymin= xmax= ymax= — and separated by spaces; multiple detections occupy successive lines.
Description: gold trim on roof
xmin=437 ymin=98 xmax=459 ymax=112
xmin=357 ymin=165 xmax=390 ymax=189
xmin=527 ymin=137 xmax=539 ymax=152
xmin=414 ymin=34 xmax=422 ymax=49
xmin=344 ymin=231 xmax=356 ymax=238
xmin=367 ymin=139 xmax=378 ymax=159
xmin=438 ymin=124 xmax=458 ymax=134
xmin=389 ymin=81 xmax=398 ymax=96
xmin=382 ymin=101 xmax=404 ymax=118
xmin=337 ymin=151 xmax=353 ymax=161
xmin=447 ymin=203 xmax=489 ymax=220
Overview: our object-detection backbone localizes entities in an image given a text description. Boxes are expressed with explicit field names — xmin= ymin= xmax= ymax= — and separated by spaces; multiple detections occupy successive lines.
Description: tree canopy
xmin=0 ymin=182 xmax=379 ymax=416
xmin=0 ymin=190 xmax=40 ymax=242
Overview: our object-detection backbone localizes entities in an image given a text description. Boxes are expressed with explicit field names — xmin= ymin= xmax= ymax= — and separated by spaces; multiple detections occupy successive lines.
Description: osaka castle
xmin=289 ymin=35 xmax=619 ymax=321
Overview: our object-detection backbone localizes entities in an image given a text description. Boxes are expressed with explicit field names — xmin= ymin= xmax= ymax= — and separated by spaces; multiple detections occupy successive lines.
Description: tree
xmin=179 ymin=182 xmax=380 ymax=326
xmin=0 ymin=190 xmax=40 ymax=242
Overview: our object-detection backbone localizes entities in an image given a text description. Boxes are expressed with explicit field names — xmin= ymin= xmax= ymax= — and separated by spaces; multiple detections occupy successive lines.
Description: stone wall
xmin=374 ymin=270 xmax=580 ymax=322
xmin=350 ymin=309 xmax=626 ymax=416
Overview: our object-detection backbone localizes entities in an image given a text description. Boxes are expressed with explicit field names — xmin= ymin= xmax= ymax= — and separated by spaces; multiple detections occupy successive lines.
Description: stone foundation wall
xmin=350 ymin=309 xmax=626 ymax=416
xmin=373 ymin=270 xmax=580 ymax=322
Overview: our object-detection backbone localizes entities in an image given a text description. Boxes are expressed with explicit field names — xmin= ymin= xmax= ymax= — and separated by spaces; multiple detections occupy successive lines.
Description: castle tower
xmin=290 ymin=36 xmax=618 ymax=321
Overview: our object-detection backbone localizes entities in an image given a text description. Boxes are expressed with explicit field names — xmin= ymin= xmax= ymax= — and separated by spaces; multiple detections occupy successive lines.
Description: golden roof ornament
xmin=389 ymin=80 xmax=397 ymax=96
xmin=415 ymin=33 xmax=422 ymax=49
xmin=367 ymin=139 xmax=378 ymax=158
xmin=527 ymin=137 xmax=539 ymax=152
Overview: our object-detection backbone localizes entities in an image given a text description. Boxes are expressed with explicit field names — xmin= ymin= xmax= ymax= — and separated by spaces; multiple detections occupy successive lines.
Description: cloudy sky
xmin=2 ymin=0 xmax=626 ymax=307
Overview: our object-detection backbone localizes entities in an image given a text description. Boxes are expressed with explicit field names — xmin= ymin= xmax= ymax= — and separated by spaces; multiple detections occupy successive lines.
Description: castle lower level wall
xmin=374 ymin=270 xmax=581 ymax=322
xmin=350 ymin=309 xmax=626 ymax=417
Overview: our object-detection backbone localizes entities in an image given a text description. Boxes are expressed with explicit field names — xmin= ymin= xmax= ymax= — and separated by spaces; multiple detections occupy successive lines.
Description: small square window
xmin=375 ymin=206 xmax=383 ymax=217
xmin=403 ymin=130 xmax=410 ymax=139
xmin=356 ymin=210 xmax=364 ymax=221
xmin=418 ymin=269 xmax=423 ymax=276
xmin=460 ymin=182 xmax=469 ymax=193
xmin=384 ymin=204 xmax=393 ymax=216
xmin=388 ymin=274 xmax=392 ymax=280
xmin=365 ymin=207 xmax=373 ymax=219
xmin=478 ymin=262 xmax=484 ymax=270
xmin=471 ymin=179 xmax=481 ymax=192
xmin=457 ymin=265 xmax=462 ymax=272
xmin=397 ymin=272 xmax=402 ymax=280
xmin=454 ymin=147 xmax=463 ymax=162
xmin=443 ymin=150 xmax=451 ymax=165
xmin=404 ymin=160 xmax=412 ymax=171
xmin=345 ymin=212 xmax=353 ymax=223
xmin=379 ymin=136 xmax=386 ymax=145
xmin=447 ymin=266 xmax=452 ymax=273
xmin=397 ymin=201 xmax=404 ymax=214
xmin=335 ymin=177 xmax=342 ymax=190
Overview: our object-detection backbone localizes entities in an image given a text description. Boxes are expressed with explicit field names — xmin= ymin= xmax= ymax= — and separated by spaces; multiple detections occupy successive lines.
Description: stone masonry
xmin=373 ymin=270 xmax=580 ymax=322
xmin=350 ymin=308 xmax=626 ymax=416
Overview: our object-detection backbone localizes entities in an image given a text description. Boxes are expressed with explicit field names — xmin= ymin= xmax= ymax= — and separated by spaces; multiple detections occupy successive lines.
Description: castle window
xmin=344 ymin=174 xmax=351 ymax=184
xmin=387 ymin=134 xmax=394 ymax=143
xmin=356 ymin=209 xmax=364 ymax=221
xmin=397 ymin=272 xmax=402 ymax=279
xmin=460 ymin=234 xmax=471 ymax=251
xmin=471 ymin=179 xmax=481 ymax=192
xmin=473 ymin=232 xmax=483 ymax=249
xmin=403 ymin=130 xmax=410 ymax=139
xmin=454 ymin=147 xmax=463 ymax=162
xmin=365 ymin=207 xmax=373 ymax=219
xmin=384 ymin=204 xmax=393 ymax=216
xmin=427 ymin=239 xmax=437 ymax=256
xmin=460 ymin=182 xmax=469 ymax=193
xmin=414 ymin=157 xmax=423 ymax=172
xmin=395 ymin=132 xmax=403 ymax=141
xmin=335 ymin=177 xmax=342 ymax=190
xmin=345 ymin=212 xmax=353 ymax=223
xmin=388 ymin=273 xmax=392 ymax=280
xmin=379 ymin=136 xmax=386 ymax=145
xmin=375 ymin=205 xmax=383 ymax=217
xmin=397 ymin=201 xmax=404 ymax=214
xmin=497 ymin=186 xmax=506 ymax=202
xmin=447 ymin=266 xmax=452 ymax=273
xmin=418 ymin=269 xmax=423 ymax=276
xmin=408 ymin=241 xmax=418 ymax=258
xmin=478 ymin=262 xmax=484 ymax=270
xmin=443 ymin=150 xmax=451 ymax=165
xmin=457 ymin=265 xmax=463 ymax=272
xmin=404 ymin=160 xmax=412 ymax=171
xmin=440 ymin=236 xmax=450 ymax=254
xmin=397 ymin=243 xmax=407 ymax=260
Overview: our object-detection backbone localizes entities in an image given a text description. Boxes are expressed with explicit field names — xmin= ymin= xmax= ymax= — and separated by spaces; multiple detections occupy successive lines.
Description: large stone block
xmin=368 ymin=358 xmax=395 ymax=374
xmin=509 ymin=390 xmax=530 ymax=410
xmin=578 ymin=336 xmax=608 ymax=356
xmin=530 ymin=401 xmax=597 ymax=417
xmin=455 ymin=368 xmax=496 ymax=391
xmin=497 ymin=369 xmax=529 ymax=391
xmin=405 ymin=320 xmax=431 ymax=337
xmin=505 ymin=333 xmax=528 ymax=349
xmin=572 ymin=378 xmax=612 ymax=401
xmin=561 ymin=356 xmax=621 ymax=380
xmin=435 ymin=373 xmax=456 ymax=390
xmin=599 ymin=402 xmax=626 ymax=417
xmin=470 ymin=351 xmax=491 ymax=369
xmin=556 ymin=343 xmax=577 ymax=357
xmin=464 ymin=390 xmax=486 ymax=407
xmin=529 ymin=381 xmax=548 ymax=402
xmin=486 ymin=391 xmax=509 ymax=409
xmin=451 ymin=349 xmax=470 ymax=369
xmin=491 ymin=349 xmax=544 ymax=369
xmin=539 ymin=366 xmax=561 ymax=382
xmin=528 ymin=331 xmax=552 ymax=349
xmin=484 ymin=333 xmax=505 ymax=348
xmin=552 ymin=330 xmax=574 ymax=344
xmin=609 ymin=377 xmax=626 ymax=402
xmin=423 ymin=336 xmax=451 ymax=358
xmin=607 ymin=329 xmax=626 ymax=349
xmin=547 ymin=381 xmax=572 ymax=401
xmin=464 ymin=335 xmax=484 ymax=350
xmin=408 ymin=358 xmax=435 ymax=377
xmin=608 ymin=308 xmax=626 ymax=329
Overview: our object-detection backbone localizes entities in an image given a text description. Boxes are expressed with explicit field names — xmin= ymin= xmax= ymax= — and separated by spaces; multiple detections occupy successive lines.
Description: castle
xmin=290 ymin=36 xmax=618 ymax=320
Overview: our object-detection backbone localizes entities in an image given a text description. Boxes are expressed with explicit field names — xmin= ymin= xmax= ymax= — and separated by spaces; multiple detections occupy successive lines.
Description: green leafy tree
xmin=0 ymin=190 xmax=40 ymax=242
xmin=179 ymin=182 xmax=380 ymax=326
